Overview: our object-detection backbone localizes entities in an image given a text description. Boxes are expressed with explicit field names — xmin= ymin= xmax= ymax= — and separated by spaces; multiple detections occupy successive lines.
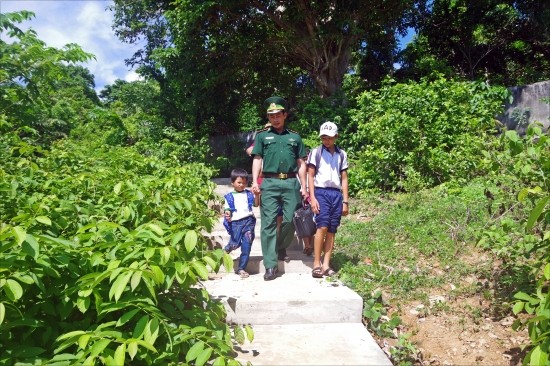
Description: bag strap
xmin=245 ymin=189 xmax=255 ymax=210
xmin=224 ymin=192 xmax=236 ymax=212
xmin=314 ymin=145 xmax=344 ymax=176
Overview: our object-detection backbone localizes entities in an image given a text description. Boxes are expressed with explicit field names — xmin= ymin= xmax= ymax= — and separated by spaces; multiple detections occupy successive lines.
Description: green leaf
xmin=512 ymin=301 xmax=524 ymax=315
xmin=223 ymin=252 xmax=234 ymax=272
xmin=22 ymin=234 xmax=39 ymax=259
xmin=56 ymin=330 xmax=87 ymax=342
xmin=526 ymin=196 xmax=549 ymax=230
xmin=514 ymin=291 xmax=536 ymax=302
xmin=171 ymin=231 xmax=185 ymax=245
xmin=149 ymin=265 xmax=165 ymax=284
xmin=4 ymin=279 xmax=23 ymax=301
xmin=517 ymin=188 xmax=529 ymax=202
xmin=144 ymin=318 xmax=160 ymax=345
xmin=109 ymin=271 xmax=132 ymax=302
xmin=212 ymin=356 xmax=226 ymax=366
xmin=130 ymin=270 xmax=142 ymax=291
xmin=114 ymin=182 xmax=122 ymax=194
xmin=195 ymin=347 xmax=213 ymax=366
xmin=203 ymin=256 xmax=218 ymax=271
xmin=128 ymin=341 xmax=138 ymax=360
xmin=116 ymin=308 xmax=141 ymax=327
xmin=245 ymin=325 xmax=254 ymax=342
xmin=544 ymin=263 xmax=550 ymax=280
xmin=191 ymin=261 xmax=209 ymax=280
xmin=144 ymin=247 xmax=155 ymax=260
xmin=529 ymin=345 xmax=548 ymax=366
xmin=12 ymin=226 xmax=27 ymax=246
xmin=76 ymin=297 xmax=90 ymax=313
xmin=505 ymin=130 xmax=518 ymax=142
xmin=114 ymin=343 xmax=126 ymax=366
xmin=36 ymin=216 xmax=52 ymax=225
xmin=186 ymin=341 xmax=204 ymax=363
xmin=185 ymin=230 xmax=198 ymax=252
xmin=148 ymin=223 xmax=164 ymax=236
xmin=132 ymin=315 xmax=149 ymax=339
xmin=90 ymin=339 xmax=111 ymax=358
xmin=0 ymin=302 xmax=5 ymax=325
xmin=160 ymin=246 xmax=171 ymax=264
xmin=234 ymin=326 xmax=245 ymax=345
xmin=78 ymin=334 xmax=91 ymax=350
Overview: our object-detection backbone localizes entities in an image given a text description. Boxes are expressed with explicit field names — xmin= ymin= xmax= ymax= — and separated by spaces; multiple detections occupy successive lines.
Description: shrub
xmin=0 ymin=134 xmax=248 ymax=365
xmin=348 ymin=78 xmax=509 ymax=193
xmin=478 ymin=126 xmax=549 ymax=365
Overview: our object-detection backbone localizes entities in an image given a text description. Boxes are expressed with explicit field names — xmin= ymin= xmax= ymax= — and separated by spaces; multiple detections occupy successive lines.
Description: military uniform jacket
xmin=251 ymin=127 xmax=306 ymax=174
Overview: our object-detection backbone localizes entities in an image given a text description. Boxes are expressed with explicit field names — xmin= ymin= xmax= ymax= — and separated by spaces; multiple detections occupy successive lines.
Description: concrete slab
xmin=234 ymin=323 xmax=392 ymax=366
xmin=203 ymin=273 xmax=363 ymax=325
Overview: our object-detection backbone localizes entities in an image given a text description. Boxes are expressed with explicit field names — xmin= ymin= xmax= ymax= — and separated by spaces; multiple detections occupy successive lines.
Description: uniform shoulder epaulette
xmin=287 ymin=128 xmax=300 ymax=134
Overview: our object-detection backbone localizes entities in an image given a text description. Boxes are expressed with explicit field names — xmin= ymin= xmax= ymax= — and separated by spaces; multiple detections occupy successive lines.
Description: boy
xmin=307 ymin=122 xmax=349 ymax=278
xmin=223 ymin=168 xmax=259 ymax=278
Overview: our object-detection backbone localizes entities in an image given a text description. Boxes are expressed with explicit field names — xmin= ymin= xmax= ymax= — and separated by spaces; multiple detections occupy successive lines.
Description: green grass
xmin=334 ymin=179 xmax=496 ymax=303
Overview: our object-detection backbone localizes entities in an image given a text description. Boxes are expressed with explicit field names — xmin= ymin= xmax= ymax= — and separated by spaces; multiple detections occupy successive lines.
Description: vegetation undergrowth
xmin=0 ymin=128 xmax=252 ymax=365
xmin=332 ymin=180 xmax=496 ymax=363
xmin=334 ymin=125 xmax=549 ymax=365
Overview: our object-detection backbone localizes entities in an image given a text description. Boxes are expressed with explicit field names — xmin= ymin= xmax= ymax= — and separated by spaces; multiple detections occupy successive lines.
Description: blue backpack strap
xmin=245 ymin=189 xmax=255 ymax=210
xmin=223 ymin=192 xmax=236 ymax=234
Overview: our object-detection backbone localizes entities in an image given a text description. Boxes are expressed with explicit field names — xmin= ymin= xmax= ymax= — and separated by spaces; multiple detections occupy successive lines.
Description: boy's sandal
xmin=237 ymin=270 xmax=249 ymax=278
xmin=312 ymin=267 xmax=323 ymax=278
xmin=324 ymin=268 xmax=336 ymax=277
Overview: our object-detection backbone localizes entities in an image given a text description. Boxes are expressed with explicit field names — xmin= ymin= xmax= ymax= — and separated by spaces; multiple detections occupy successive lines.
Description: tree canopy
xmin=110 ymin=0 xmax=417 ymax=133
xmin=398 ymin=0 xmax=550 ymax=84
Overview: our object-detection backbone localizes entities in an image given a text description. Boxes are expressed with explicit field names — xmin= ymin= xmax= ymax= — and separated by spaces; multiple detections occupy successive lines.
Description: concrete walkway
xmin=203 ymin=178 xmax=392 ymax=365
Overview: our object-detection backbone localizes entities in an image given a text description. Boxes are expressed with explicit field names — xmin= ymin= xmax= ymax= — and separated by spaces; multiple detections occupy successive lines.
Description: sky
xmin=1 ymin=0 xmax=142 ymax=92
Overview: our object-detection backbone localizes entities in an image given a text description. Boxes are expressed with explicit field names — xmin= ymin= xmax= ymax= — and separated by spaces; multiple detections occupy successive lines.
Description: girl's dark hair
xmin=230 ymin=168 xmax=249 ymax=182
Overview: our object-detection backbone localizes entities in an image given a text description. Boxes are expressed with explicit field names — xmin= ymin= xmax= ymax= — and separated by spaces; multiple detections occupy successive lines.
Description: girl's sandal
xmin=237 ymin=270 xmax=249 ymax=278
xmin=312 ymin=267 xmax=323 ymax=278
xmin=323 ymin=268 xmax=336 ymax=277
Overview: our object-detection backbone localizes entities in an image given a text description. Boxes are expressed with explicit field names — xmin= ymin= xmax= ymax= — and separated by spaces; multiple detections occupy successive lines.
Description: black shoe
xmin=278 ymin=249 xmax=290 ymax=262
xmin=263 ymin=267 xmax=278 ymax=281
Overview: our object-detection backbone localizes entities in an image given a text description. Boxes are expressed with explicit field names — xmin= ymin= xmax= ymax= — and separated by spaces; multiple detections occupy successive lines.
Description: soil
xmin=377 ymin=272 xmax=530 ymax=365
xmin=350 ymin=199 xmax=532 ymax=365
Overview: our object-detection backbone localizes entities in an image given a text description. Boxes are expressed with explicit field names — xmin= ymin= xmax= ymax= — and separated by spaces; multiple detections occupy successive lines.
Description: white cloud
xmin=2 ymin=0 xmax=140 ymax=92
xmin=124 ymin=70 xmax=143 ymax=83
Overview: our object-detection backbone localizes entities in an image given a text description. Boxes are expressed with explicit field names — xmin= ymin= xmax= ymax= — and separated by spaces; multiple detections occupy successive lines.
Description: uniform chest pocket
xmin=264 ymin=140 xmax=277 ymax=150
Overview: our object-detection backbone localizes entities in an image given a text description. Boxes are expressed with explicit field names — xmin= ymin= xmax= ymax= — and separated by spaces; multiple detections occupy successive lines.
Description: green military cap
xmin=264 ymin=96 xmax=288 ymax=114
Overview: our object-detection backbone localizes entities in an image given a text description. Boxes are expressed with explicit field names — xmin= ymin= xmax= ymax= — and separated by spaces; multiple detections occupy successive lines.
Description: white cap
xmin=319 ymin=121 xmax=338 ymax=137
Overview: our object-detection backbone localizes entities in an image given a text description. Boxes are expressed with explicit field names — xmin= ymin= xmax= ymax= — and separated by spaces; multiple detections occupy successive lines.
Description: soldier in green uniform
xmin=251 ymin=96 xmax=308 ymax=281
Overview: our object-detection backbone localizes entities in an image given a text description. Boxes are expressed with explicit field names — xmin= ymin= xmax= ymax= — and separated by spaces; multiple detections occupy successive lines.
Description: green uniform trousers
xmin=260 ymin=177 xmax=301 ymax=269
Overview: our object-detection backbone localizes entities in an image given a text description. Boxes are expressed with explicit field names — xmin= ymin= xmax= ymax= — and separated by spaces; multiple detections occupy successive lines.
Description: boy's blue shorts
xmin=314 ymin=187 xmax=343 ymax=233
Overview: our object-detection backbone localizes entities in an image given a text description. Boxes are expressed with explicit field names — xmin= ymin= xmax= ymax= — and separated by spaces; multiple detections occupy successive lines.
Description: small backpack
xmin=223 ymin=190 xmax=255 ymax=235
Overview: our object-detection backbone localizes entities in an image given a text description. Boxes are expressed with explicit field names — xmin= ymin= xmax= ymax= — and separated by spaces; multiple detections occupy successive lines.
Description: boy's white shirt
xmin=307 ymin=146 xmax=348 ymax=189
xmin=224 ymin=190 xmax=255 ymax=221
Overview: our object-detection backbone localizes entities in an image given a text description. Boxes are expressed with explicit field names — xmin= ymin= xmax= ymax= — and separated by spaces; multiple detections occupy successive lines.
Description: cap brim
xmin=267 ymin=109 xmax=284 ymax=114
xmin=319 ymin=132 xmax=337 ymax=137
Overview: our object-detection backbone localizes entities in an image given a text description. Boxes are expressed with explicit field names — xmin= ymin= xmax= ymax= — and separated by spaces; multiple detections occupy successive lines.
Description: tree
xmin=399 ymin=0 xmax=550 ymax=85
xmin=0 ymin=11 xmax=95 ymax=142
xmin=110 ymin=0 xmax=417 ymax=133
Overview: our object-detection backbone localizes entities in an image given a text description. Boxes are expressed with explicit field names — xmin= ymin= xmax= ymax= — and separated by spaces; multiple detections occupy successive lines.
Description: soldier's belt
xmin=263 ymin=172 xmax=297 ymax=179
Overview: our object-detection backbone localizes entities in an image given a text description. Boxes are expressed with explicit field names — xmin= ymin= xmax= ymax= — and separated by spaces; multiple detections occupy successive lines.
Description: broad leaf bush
xmin=478 ymin=126 xmax=549 ymax=365
xmin=348 ymin=78 xmax=509 ymax=193
xmin=0 ymin=129 xmax=248 ymax=365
